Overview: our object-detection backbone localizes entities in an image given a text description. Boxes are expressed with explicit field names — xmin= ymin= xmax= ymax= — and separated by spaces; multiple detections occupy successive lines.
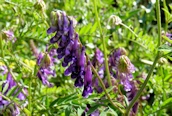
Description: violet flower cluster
xmin=109 ymin=48 xmax=138 ymax=114
xmin=37 ymin=47 xmax=57 ymax=87
xmin=109 ymin=48 xmax=135 ymax=91
xmin=47 ymin=11 xmax=93 ymax=97
xmin=0 ymin=66 xmax=26 ymax=116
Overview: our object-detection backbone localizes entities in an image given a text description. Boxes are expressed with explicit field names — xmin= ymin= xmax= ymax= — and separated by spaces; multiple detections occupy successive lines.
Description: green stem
xmin=125 ymin=1 xmax=161 ymax=114
xmin=125 ymin=53 xmax=160 ymax=115
xmin=29 ymin=74 xmax=32 ymax=115
xmin=120 ymin=23 xmax=138 ymax=38
xmin=0 ymin=34 xmax=4 ymax=58
xmin=161 ymin=67 xmax=166 ymax=100
xmin=156 ymin=0 xmax=161 ymax=47
xmin=93 ymin=0 xmax=112 ymax=87
xmin=0 ymin=93 xmax=11 ymax=101
xmin=163 ymin=0 xmax=168 ymax=32
xmin=90 ymin=63 xmax=124 ymax=113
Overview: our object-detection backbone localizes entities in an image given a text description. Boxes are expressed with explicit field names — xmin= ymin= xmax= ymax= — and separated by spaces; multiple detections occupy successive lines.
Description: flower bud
xmin=108 ymin=15 xmax=122 ymax=27
xmin=118 ymin=47 xmax=127 ymax=55
xmin=43 ymin=53 xmax=51 ymax=67
xmin=117 ymin=55 xmax=135 ymax=73
xmin=158 ymin=57 xmax=168 ymax=65
xmin=34 ymin=0 xmax=46 ymax=11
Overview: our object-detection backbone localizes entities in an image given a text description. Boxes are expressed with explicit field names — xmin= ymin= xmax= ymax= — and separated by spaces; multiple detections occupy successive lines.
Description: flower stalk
xmin=90 ymin=59 xmax=124 ymax=113
xmin=93 ymin=0 xmax=112 ymax=87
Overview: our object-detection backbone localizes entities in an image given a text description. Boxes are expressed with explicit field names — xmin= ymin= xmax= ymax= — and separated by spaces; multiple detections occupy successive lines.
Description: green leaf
xmin=6 ymin=86 xmax=18 ymax=97
xmin=108 ymin=106 xmax=118 ymax=116
xmin=158 ymin=44 xmax=172 ymax=53
xmin=50 ymin=93 xmax=76 ymax=107
xmin=13 ymin=87 xmax=22 ymax=98
xmin=65 ymin=107 xmax=71 ymax=116
xmin=2 ymin=82 xmax=9 ymax=94
xmin=90 ymin=22 xmax=97 ymax=34
xmin=23 ymin=108 xmax=31 ymax=116
xmin=79 ymin=23 xmax=92 ymax=35
xmin=161 ymin=98 xmax=172 ymax=108
xmin=77 ymin=107 xmax=84 ymax=116
xmin=162 ymin=35 xmax=172 ymax=44
xmin=87 ymin=104 xmax=99 ymax=115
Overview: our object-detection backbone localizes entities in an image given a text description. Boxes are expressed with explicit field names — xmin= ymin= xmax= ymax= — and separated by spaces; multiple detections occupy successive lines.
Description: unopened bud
xmin=44 ymin=53 xmax=51 ymax=67
xmin=117 ymin=55 xmax=135 ymax=73
xmin=159 ymin=57 xmax=168 ymax=65
xmin=34 ymin=0 xmax=46 ymax=11
xmin=108 ymin=15 xmax=122 ymax=26
xmin=118 ymin=47 xmax=127 ymax=55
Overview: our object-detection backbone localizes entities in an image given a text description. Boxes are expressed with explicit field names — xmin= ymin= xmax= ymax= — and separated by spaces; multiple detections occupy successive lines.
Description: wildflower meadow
xmin=0 ymin=0 xmax=172 ymax=116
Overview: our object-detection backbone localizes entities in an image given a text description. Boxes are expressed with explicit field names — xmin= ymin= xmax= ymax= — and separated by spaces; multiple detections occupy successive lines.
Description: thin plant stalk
xmin=29 ymin=74 xmax=32 ymax=116
xmin=163 ymin=0 xmax=168 ymax=32
xmin=0 ymin=34 xmax=4 ymax=58
xmin=92 ymin=0 xmax=112 ymax=87
xmin=90 ymin=61 xmax=124 ymax=113
xmin=156 ymin=0 xmax=161 ymax=47
xmin=125 ymin=0 xmax=161 ymax=115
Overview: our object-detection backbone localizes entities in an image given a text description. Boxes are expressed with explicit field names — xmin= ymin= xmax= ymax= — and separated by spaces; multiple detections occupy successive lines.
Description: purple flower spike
xmin=47 ymin=10 xmax=95 ymax=97
xmin=82 ymin=61 xmax=93 ymax=98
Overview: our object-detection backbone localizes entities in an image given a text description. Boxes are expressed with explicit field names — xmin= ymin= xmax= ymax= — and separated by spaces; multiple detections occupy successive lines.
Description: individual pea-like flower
xmin=3 ymin=30 xmax=17 ymax=43
xmin=37 ymin=47 xmax=57 ymax=87
xmin=82 ymin=61 xmax=93 ymax=98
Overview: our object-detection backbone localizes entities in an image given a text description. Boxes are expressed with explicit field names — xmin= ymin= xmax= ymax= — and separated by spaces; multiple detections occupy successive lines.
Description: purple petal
xmin=47 ymin=26 xmax=57 ymax=34
xmin=74 ymin=77 xmax=83 ymax=87
xmin=50 ymin=36 xmax=59 ymax=43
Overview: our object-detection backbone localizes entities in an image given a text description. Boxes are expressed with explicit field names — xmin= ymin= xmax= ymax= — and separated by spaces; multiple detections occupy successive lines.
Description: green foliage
xmin=0 ymin=0 xmax=172 ymax=115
